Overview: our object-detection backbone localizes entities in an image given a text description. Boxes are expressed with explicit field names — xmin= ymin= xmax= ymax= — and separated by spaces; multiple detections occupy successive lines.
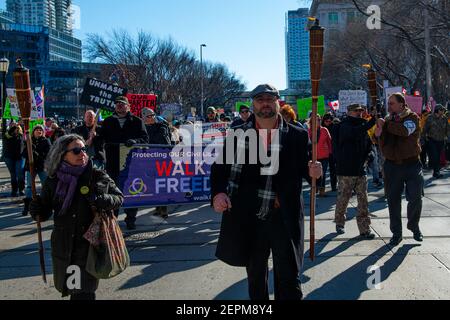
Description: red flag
xmin=328 ymin=100 xmax=340 ymax=111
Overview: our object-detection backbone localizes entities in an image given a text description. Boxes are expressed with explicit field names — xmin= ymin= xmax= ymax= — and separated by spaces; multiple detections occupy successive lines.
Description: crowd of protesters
xmin=0 ymin=90 xmax=449 ymax=300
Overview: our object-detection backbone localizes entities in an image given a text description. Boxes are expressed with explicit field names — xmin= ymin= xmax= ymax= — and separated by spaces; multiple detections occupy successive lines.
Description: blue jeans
xmin=4 ymin=157 xmax=25 ymax=193
xmin=25 ymin=171 xmax=48 ymax=199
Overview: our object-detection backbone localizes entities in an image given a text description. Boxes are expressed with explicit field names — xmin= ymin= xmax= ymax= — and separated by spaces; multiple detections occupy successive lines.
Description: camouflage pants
xmin=335 ymin=176 xmax=371 ymax=234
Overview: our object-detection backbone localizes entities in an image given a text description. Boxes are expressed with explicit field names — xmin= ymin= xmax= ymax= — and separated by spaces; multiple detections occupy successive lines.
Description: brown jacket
xmin=380 ymin=108 xmax=421 ymax=163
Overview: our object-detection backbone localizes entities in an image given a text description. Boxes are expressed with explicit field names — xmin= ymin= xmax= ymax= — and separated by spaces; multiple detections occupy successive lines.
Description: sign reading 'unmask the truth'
xmin=80 ymin=78 xmax=128 ymax=111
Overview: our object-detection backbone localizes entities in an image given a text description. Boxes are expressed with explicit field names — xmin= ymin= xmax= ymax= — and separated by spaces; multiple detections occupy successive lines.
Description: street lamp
xmin=200 ymin=44 xmax=207 ymax=119
xmin=0 ymin=57 xmax=10 ymax=136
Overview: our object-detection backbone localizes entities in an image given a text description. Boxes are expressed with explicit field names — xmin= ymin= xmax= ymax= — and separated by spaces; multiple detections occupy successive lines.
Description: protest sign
xmin=297 ymin=96 xmax=325 ymax=120
xmin=119 ymin=146 xmax=216 ymax=208
xmin=160 ymin=103 xmax=183 ymax=118
xmin=80 ymin=78 xmax=127 ymax=111
xmin=180 ymin=122 xmax=230 ymax=146
xmin=338 ymin=90 xmax=367 ymax=113
xmin=6 ymin=89 xmax=39 ymax=120
xmin=127 ymin=94 xmax=157 ymax=118
xmin=405 ymin=95 xmax=423 ymax=114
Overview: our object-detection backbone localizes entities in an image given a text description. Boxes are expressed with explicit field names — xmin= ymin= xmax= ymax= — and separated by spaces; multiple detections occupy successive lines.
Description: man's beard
xmin=256 ymin=109 xmax=277 ymax=119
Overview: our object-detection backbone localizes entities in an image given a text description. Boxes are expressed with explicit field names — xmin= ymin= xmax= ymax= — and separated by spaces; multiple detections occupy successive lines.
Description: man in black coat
xmin=333 ymin=104 xmax=376 ymax=238
xmin=142 ymin=108 xmax=172 ymax=145
xmin=72 ymin=110 xmax=105 ymax=169
xmin=211 ymin=84 xmax=322 ymax=300
xmin=98 ymin=96 xmax=148 ymax=230
xmin=231 ymin=105 xmax=252 ymax=128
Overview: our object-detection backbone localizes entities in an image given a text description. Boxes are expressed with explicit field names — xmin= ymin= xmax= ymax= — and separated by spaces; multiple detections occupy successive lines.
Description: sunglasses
xmin=146 ymin=115 xmax=156 ymax=118
xmin=66 ymin=147 xmax=87 ymax=155
xmin=240 ymin=110 xmax=250 ymax=114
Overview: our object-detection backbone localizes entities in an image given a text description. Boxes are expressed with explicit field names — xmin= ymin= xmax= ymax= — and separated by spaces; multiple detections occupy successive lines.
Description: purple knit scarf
xmin=55 ymin=161 xmax=88 ymax=215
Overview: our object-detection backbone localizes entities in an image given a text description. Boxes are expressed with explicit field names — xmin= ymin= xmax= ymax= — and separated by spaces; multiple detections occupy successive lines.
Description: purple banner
xmin=119 ymin=146 xmax=212 ymax=208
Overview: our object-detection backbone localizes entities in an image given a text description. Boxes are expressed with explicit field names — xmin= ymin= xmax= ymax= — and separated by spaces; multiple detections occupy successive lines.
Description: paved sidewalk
xmin=0 ymin=163 xmax=449 ymax=300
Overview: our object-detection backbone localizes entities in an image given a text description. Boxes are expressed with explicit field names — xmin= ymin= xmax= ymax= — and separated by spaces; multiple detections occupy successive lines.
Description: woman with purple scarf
xmin=29 ymin=134 xmax=124 ymax=300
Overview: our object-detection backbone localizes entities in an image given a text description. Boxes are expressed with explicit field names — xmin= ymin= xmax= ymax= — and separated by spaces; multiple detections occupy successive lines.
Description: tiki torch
xmin=13 ymin=59 xmax=47 ymax=284
xmin=309 ymin=18 xmax=325 ymax=261
xmin=364 ymin=64 xmax=379 ymax=115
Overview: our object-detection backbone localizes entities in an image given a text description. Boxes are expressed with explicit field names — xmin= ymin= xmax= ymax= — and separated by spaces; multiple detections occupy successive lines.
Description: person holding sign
xmin=334 ymin=104 xmax=377 ymax=239
xmin=211 ymin=84 xmax=322 ymax=300
xmin=98 ymin=96 xmax=148 ymax=230
xmin=73 ymin=110 xmax=105 ymax=169
xmin=376 ymin=93 xmax=424 ymax=246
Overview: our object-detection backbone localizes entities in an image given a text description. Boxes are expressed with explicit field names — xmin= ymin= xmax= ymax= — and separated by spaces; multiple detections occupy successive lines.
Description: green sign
xmin=297 ymin=96 xmax=326 ymax=120
xmin=100 ymin=109 xmax=113 ymax=120
xmin=2 ymin=98 xmax=18 ymax=121
xmin=235 ymin=101 xmax=252 ymax=112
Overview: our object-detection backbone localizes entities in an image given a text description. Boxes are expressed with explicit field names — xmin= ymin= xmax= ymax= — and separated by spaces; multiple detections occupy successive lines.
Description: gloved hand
xmin=93 ymin=194 xmax=111 ymax=210
xmin=125 ymin=139 xmax=137 ymax=148
xmin=29 ymin=196 xmax=43 ymax=221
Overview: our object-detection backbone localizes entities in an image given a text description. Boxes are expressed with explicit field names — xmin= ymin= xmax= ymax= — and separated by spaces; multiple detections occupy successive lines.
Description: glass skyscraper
xmin=285 ymin=8 xmax=311 ymax=91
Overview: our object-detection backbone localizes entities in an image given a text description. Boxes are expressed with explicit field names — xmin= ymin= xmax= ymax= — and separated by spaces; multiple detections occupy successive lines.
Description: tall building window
xmin=328 ymin=12 xmax=339 ymax=25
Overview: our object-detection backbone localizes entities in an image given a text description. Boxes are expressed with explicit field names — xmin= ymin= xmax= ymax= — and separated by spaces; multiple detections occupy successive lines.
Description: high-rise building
xmin=55 ymin=0 xmax=72 ymax=35
xmin=0 ymin=9 xmax=15 ymax=23
xmin=285 ymin=8 xmax=311 ymax=91
xmin=309 ymin=0 xmax=383 ymax=48
xmin=6 ymin=0 xmax=72 ymax=35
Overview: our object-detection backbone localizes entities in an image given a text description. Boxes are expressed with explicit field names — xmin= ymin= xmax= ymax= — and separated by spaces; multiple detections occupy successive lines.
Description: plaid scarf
xmin=228 ymin=115 xmax=287 ymax=221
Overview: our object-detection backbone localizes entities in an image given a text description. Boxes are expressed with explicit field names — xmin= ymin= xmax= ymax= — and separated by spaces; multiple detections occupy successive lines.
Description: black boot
xmin=22 ymin=198 xmax=31 ymax=216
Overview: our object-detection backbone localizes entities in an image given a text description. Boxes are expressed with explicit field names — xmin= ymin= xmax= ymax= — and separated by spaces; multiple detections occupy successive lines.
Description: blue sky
xmin=2 ymin=0 xmax=313 ymax=90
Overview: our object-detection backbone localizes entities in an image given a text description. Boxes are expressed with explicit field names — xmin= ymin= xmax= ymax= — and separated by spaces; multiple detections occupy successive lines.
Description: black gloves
xmin=125 ymin=139 xmax=137 ymax=148
xmin=93 ymin=194 xmax=111 ymax=210
xmin=29 ymin=196 xmax=43 ymax=221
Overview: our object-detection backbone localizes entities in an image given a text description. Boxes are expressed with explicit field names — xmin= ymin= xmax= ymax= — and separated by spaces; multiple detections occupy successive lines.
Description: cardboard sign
xmin=80 ymin=78 xmax=128 ymax=111
xmin=297 ymin=96 xmax=325 ymax=120
xmin=6 ymin=89 xmax=39 ymax=120
xmin=127 ymin=94 xmax=157 ymax=118
xmin=338 ymin=90 xmax=368 ymax=113
xmin=160 ymin=103 xmax=183 ymax=117
xmin=405 ymin=95 xmax=423 ymax=114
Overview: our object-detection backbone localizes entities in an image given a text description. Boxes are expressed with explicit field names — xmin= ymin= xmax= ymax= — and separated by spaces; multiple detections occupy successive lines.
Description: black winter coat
xmin=211 ymin=116 xmax=310 ymax=271
xmin=334 ymin=116 xmax=376 ymax=177
xmin=98 ymin=113 xmax=148 ymax=181
xmin=3 ymin=130 xmax=24 ymax=161
xmin=145 ymin=122 xmax=172 ymax=145
xmin=22 ymin=136 xmax=51 ymax=172
xmin=36 ymin=162 xmax=123 ymax=296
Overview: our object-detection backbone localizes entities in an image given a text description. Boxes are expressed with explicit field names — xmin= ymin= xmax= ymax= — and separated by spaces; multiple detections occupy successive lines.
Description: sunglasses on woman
xmin=66 ymin=147 xmax=88 ymax=155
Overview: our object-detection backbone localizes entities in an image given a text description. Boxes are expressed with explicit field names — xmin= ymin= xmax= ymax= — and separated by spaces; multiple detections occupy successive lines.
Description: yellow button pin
xmin=80 ymin=186 xmax=90 ymax=195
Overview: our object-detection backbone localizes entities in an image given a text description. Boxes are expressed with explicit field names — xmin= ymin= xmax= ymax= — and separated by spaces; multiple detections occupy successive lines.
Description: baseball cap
xmin=115 ymin=96 xmax=129 ymax=105
xmin=207 ymin=107 xmax=217 ymax=114
xmin=348 ymin=104 xmax=365 ymax=112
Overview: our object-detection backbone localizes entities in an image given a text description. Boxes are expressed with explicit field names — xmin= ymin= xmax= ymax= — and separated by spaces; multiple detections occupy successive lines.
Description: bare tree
xmin=85 ymin=30 xmax=245 ymax=114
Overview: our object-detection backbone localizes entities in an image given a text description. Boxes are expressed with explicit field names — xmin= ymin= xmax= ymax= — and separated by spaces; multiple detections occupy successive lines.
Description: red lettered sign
xmin=127 ymin=94 xmax=157 ymax=118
